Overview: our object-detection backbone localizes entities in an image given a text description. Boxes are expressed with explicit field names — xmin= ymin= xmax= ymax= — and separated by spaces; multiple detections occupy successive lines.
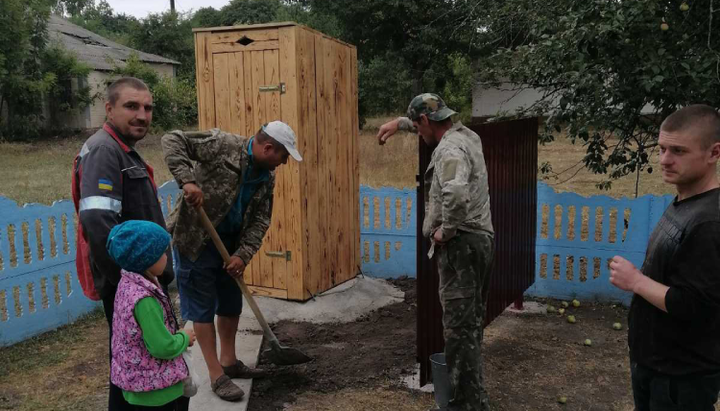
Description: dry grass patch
xmin=0 ymin=119 xmax=416 ymax=205
xmin=0 ymin=133 xmax=172 ymax=206
xmin=539 ymin=133 xmax=720 ymax=198
xmin=0 ymin=309 xmax=107 ymax=411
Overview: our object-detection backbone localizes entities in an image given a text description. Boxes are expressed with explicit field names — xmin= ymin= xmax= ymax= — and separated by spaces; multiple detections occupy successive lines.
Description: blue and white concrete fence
xmin=0 ymin=182 xmax=673 ymax=346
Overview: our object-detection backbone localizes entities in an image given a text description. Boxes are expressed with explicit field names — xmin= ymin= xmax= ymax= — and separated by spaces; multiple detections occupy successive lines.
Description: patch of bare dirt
xmin=484 ymin=299 xmax=634 ymax=411
xmin=249 ymin=277 xmax=418 ymax=410
xmin=251 ymin=280 xmax=638 ymax=411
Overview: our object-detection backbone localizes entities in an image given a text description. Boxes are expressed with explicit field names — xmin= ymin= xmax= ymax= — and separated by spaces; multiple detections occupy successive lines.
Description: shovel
xmin=196 ymin=206 xmax=312 ymax=366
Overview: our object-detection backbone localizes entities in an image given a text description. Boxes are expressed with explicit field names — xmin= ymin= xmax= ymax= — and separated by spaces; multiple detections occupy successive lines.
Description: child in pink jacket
xmin=107 ymin=220 xmax=196 ymax=410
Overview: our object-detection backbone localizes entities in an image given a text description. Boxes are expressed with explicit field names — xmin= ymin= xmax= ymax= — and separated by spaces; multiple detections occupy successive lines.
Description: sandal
xmin=222 ymin=359 xmax=269 ymax=379
xmin=211 ymin=374 xmax=244 ymax=402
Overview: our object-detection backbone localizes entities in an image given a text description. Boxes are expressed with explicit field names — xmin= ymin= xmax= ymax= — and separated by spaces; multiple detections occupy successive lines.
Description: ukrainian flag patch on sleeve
xmin=98 ymin=179 xmax=113 ymax=191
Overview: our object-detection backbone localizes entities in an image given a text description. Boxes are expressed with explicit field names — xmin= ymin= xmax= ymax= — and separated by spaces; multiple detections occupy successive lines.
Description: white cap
xmin=262 ymin=121 xmax=302 ymax=162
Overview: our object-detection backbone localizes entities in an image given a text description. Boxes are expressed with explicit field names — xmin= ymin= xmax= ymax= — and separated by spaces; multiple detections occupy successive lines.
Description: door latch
xmin=265 ymin=250 xmax=291 ymax=261
xmin=259 ymin=82 xmax=286 ymax=94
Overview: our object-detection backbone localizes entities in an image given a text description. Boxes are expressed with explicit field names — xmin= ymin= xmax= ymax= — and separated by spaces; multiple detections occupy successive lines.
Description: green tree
xmin=128 ymin=11 xmax=195 ymax=80
xmin=357 ymin=54 xmax=413 ymax=117
xmin=0 ymin=0 xmax=54 ymax=138
xmin=304 ymin=0 xmax=483 ymax=120
xmin=219 ymin=0 xmax=282 ymax=26
xmin=275 ymin=1 xmax=343 ymax=38
xmin=307 ymin=0 xmax=483 ymax=94
xmin=70 ymin=0 xmax=139 ymax=46
xmin=51 ymin=0 xmax=93 ymax=17
xmin=190 ymin=7 xmax=224 ymax=28
xmin=477 ymin=0 xmax=720 ymax=189
xmin=0 ymin=0 xmax=95 ymax=139
xmin=42 ymin=43 xmax=95 ymax=122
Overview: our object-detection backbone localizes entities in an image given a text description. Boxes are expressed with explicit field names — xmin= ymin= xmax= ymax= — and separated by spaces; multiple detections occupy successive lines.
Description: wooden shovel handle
xmin=196 ymin=206 xmax=278 ymax=344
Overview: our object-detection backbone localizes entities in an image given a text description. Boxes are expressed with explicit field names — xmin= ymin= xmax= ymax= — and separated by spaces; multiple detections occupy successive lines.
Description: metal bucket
xmin=430 ymin=352 xmax=450 ymax=409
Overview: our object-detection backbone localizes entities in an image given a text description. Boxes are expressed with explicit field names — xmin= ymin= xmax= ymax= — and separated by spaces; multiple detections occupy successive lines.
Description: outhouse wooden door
xmin=194 ymin=23 xmax=360 ymax=301
xmin=203 ymin=30 xmax=292 ymax=295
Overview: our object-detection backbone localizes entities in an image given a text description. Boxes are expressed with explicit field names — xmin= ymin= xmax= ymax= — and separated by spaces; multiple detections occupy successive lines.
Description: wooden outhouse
xmin=192 ymin=22 xmax=360 ymax=301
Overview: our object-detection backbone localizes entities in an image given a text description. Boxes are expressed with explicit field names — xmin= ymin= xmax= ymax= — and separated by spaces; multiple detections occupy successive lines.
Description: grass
xmin=4 ymin=118 xmax=719 ymax=207
xmin=0 ymin=308 xmax=107 ymax=411
xmin=359 ymin=116 xmax=418 ymax=190
xmin=538 ymin=131 xmax=720 ymax=198
xmin=0 ymin=119 xmax=418 ymax=205
xmin=0 ymin=132 xmax=173 ymax=206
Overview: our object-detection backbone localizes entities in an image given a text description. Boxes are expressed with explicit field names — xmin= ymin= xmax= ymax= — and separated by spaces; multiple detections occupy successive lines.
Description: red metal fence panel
xmin=417 ymin=117 xmax=539 ymax=385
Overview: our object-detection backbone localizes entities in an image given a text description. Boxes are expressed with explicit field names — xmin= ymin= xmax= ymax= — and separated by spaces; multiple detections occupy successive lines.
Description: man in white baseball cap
xmin=161 ymin=120 xmax=301 ymax=401
xmin=262 ymin=120 xmax=303 ymax=163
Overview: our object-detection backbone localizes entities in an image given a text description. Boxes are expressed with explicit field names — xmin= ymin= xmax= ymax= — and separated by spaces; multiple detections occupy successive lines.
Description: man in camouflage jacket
xmin=162 ymin=121 xmax=302 ymax=401
xmin=377 ymin=94 xmax=495 ymax=411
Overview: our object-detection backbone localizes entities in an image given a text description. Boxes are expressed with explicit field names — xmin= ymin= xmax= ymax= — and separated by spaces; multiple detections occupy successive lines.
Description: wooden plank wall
xmin=306 ymin=31 xmax=358 ymax=296
xmin=194 ymin=32 xmax=216 ymax=131
xmin=297 ymin=27 xmax=320 ymax=300
xmin=310 ymin=33 xmax=331 ymax=296
xmin=279 ymin=26 xmax=304 ymax=301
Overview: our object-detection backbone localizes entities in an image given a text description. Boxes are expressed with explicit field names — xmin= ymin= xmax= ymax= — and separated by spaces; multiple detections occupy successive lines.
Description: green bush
xmin=150 ymin=76 xmax=197 ymax=132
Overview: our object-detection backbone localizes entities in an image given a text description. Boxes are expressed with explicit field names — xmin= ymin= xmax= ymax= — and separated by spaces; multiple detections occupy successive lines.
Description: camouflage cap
xmin=406 ymin=93 xmax=457 ymax=122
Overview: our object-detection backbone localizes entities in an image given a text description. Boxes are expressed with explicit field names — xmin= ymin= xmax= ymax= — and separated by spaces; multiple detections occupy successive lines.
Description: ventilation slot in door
xmin=236 ymin=36 xmax=255 ymax=46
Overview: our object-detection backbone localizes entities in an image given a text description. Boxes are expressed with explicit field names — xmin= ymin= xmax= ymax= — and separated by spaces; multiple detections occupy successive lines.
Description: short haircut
xmin=661 ymin=104 xmax=720 ymax=147
xmin=107 ymin=77 xmax=149 ymax=105
xmin=255 ymin=126 xmax=285 ymax=151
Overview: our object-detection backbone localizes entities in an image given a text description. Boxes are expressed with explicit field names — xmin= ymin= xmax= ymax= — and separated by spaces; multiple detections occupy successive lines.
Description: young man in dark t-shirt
xmin=610 ymin=104 xmax=720 ymax=410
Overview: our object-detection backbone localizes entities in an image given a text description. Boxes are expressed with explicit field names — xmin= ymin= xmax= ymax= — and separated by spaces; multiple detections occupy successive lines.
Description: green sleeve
xmin=134 ymin=297 xmax=189 ymax=360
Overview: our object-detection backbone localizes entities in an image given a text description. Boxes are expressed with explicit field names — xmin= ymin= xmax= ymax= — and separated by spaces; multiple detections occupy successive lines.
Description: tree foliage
xmin=0 ymin=0 xmax=93 ymax=139
xmin=220 ymin=0 xmax=282 ymax=26
xmin=128 ymin=11 xmax=195 ymax=80
xmin=477 ymin=0 xmax=720 ymax=188
xmin=69 ymin=1 xmax=139 ymax=46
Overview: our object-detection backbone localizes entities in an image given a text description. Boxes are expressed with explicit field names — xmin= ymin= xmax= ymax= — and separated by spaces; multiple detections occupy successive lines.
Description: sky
xmin=102 ymin=0 xmax=231 ymax=18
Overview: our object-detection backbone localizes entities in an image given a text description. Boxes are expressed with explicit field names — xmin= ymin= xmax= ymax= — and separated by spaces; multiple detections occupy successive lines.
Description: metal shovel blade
xmin=263 ymin=339 xmax=313 ymax=366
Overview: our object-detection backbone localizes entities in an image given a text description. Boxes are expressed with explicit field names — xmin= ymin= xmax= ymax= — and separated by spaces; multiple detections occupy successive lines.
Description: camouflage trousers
xmin=437 ymin=231 xmax=494 ymax=411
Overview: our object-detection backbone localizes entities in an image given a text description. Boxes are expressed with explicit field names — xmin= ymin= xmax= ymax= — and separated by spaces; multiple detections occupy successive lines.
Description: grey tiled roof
xmin=48 ymin=14 xmax=180 ymax=71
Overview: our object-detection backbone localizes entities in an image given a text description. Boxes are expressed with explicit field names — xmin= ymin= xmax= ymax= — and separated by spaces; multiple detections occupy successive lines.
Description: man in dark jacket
xmin=72 ymin=77 xmax=177 ymax=411
xmin=610 ymin=105 xmax=720 ymax=411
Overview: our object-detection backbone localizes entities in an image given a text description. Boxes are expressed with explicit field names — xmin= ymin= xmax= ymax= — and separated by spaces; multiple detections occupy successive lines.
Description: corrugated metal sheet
xmin=417 ymin=117 xmax=538 ymax=386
